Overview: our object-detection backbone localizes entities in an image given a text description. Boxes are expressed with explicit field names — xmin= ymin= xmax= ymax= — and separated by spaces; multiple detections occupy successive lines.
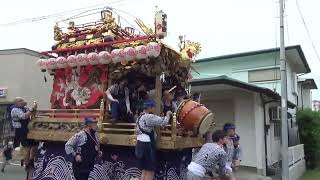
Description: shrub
xmin=296 ymin=109 xmax=320 ymax=169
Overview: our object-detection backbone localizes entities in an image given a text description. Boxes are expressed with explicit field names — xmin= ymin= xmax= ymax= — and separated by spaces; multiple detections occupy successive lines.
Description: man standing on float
xmin=161 ymin=89 xmax=177 ymax=115
xmin=106 ymin=78 xmax=133 ymax=123
xmin=135 ymin=100 xmax=172 ymax=180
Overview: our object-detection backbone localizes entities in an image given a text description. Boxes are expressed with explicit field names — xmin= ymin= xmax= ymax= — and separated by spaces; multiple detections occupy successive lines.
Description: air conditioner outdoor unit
xmin=0 ymin=88 xmax=8 ymax=97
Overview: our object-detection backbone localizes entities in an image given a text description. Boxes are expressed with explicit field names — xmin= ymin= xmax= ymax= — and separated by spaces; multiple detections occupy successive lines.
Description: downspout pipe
xmin=301 ymin=84 xmax=304 ymax=109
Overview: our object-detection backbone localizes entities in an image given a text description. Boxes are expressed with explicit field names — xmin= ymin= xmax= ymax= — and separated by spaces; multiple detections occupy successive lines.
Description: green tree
xmin=296 ymin=109 xmax=320 ymax=169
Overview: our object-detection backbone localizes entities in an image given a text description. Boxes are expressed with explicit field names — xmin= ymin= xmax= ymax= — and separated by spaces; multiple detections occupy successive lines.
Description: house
xmin=0 ymin=48 xmax=53 ymax=142
xmin=191 ymin=45 xmax=310 ymax=179
xmin=313 ymin=100 xmax=320 ymax=111
xmin=297 ymin=78 xmax=317 ymax=109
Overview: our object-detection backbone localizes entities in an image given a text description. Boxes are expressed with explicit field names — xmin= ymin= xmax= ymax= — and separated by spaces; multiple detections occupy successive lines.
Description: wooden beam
xmin=102 ymin=128 xmax=136 ymax=132
xmin=28 ymin=130 xmax=204 ymax=149
xmin=171 ymin=113 xmax=177 ymax=142
xmin=98 ymin=99 xmax=104 ymax=132
xmin=155 ymin=74 xmax=162 ymax=115
xmin=102 ymin=122 xmax=136 ymax=126
xmin=41 ymin=35 xmax=157 ymax=55
xmin=155 ymin=72 xmax=162 ymax=143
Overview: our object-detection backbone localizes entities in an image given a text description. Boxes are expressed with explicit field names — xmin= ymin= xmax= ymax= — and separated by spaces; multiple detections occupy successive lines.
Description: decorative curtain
xmin=50 ymin=65 xmax=108 ymax=109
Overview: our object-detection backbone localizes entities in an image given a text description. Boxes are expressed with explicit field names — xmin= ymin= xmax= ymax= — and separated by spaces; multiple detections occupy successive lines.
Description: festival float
xmin=28 ymin=8 xmax=214 ymax=180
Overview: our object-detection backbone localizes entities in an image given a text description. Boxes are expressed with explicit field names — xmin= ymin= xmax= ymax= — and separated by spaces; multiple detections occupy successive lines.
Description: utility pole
xmin=279 ymin=0 xmax=289 ymax=179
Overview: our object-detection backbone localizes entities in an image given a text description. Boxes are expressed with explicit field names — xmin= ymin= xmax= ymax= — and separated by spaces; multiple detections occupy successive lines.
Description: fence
xmin=288 ymin=144 xmax=306 ymax=180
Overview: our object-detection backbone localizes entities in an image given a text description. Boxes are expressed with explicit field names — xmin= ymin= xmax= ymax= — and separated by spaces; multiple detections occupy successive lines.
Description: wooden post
xmin=171 ymin=113 xmax=177 ymax=141
xmin=103 ymin=65 xmax=110 ymax=103
xmin=98 ymin=99 xmax=104 ymax=133
xmin=104 ymin=66 xmax=112 ymax=122
xmin=155 ymin=74 xmax=162 ymax=116
xmin=155 ymin=73 xmax=162 ymax=142
xmin=31 ymin=101 xmax=37 ymax=120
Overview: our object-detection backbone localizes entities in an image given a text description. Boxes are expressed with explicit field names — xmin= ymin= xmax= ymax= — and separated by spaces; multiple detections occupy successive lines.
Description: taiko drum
xmin=176 ymin=100 xmax=214 ymax=135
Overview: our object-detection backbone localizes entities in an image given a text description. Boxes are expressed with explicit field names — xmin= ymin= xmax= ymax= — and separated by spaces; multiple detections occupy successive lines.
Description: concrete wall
xmin=192 ymin=52 xmax=278 ymax=81
xmin=0 ymin=49 xmax=53 ymax=108
xmin=200 ymin=90 xmax=257 ymax=167
xmin=201 ymin=99 xmax=234 ymax=130
xmin=192 ymin=51 xmax=299 ymax=105
xmin=289 ymin=159 xmax=306 ymax=180
xmin=253 ymin=93 xmax=266 ymax=175
xmin=234 ymin=92 xmax=257 ymax=168
xmin=297 ymin=82 xmax=313 ymax=109
xmin=192 ymin=51 xmax=302 ymax=167
xmin=302 ymin=89 xmax=312 ymax=109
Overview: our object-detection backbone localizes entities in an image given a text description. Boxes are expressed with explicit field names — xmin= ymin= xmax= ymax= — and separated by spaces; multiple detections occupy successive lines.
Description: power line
xmin=284 ymin=1 xmax=290 ymax=44
xmin=111 ymin=7 xmax=139 ymax=19
xmin=295 ymin=0 xmax=320 ymax=63
xmin=58 ymin=8 xmax=105 ymax=22
xmin=273 ymin=0 xmax=279 ymax=91
xmin=0 ymin=4 xmax=104 ymax=27
xmin=110 ymin=8 xmax=145 ymax=35
xmin=60 ymin=11 xmax=103 ymax=26
xmin=0 ymin=0 xmax=130 ymax=27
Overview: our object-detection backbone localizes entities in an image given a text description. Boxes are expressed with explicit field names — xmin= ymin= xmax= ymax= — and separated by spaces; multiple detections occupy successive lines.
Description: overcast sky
xmin=0 ymin=0 xmax=319 ymax=99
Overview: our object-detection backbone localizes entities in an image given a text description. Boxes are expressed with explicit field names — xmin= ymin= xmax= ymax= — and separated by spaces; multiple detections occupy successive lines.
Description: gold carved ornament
xmin=180 ymin=40 xmax=202 ymax=62
xmin=135 ymin=18 xmax=154 ymax=35
xmin=54 ymin=23 xmax=63 ymax=42
xmin=99 ymin=13 xmax=117 ymax=33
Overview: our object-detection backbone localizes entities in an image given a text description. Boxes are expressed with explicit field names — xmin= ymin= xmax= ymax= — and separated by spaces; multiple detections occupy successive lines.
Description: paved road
xmin=0 ymin=162 xmax=281 ymax=180
xmin=0 ymin=163 xmax=26 ymax=180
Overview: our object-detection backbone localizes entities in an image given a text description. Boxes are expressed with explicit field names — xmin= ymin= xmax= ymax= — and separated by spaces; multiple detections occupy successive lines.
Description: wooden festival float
xmin=28 ymin=9 xmax=213 ymax=180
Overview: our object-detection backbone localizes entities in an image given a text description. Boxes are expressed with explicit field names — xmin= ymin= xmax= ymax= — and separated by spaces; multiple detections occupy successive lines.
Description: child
xmin=1 ymin=141 xmax=14 ymax=173
xmin=231 ymin=134 xmax=242 ymax=171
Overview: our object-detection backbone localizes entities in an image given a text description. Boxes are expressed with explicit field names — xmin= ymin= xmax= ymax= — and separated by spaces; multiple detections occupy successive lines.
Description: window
xmin=274 ymin=122 xmax=281 ymax=138
xmin=269 ymin=106 xmax=281 ymax=138
xmin=248 ymin=68 xmax=280 ymax=82
xmin=269 ymin=106 xmax=281 ymax=121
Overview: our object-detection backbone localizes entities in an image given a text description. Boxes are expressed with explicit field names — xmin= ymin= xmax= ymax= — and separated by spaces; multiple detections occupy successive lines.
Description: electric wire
xmin=110 ymin=8 xmax=145 ymax=35
xmin=0 ymin=0 xmax=131 ymax=27
xmin=58 ymin=8 xmax=106 ymax=23
xmin=295 ymin=0 xmax=320 ymax=63
xmin=273 ymin=0 xmax=279 ymax=91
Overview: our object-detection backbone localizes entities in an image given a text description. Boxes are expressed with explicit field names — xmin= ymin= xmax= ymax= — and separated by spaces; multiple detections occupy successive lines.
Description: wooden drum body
xmin=176 ymin=100 xmax=214 ymax=135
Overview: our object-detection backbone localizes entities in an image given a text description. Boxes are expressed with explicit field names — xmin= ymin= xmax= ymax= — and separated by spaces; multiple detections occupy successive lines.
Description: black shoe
xmin=20 ymin=159 xmax=24 ymax=167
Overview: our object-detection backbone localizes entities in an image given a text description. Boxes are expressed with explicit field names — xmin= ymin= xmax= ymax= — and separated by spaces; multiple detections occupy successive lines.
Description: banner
xmin=50 ymin=65 xmax=107 ymax=109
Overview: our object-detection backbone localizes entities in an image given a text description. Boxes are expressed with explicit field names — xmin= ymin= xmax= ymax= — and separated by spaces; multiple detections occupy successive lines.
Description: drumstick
xmin=168 ymin=85 xmax=177 ymax=93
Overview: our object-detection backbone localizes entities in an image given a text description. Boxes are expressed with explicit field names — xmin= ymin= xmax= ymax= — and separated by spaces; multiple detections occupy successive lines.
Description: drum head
xmin=198 ymin=112 xmax=214 ymax=135
xmin=176 ymin=99 xmax=191 ymax=121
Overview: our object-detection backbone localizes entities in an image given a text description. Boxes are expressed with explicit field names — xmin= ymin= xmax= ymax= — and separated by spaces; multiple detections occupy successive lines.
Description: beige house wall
xmin=0 ymin=48 xmax=53 ymax=109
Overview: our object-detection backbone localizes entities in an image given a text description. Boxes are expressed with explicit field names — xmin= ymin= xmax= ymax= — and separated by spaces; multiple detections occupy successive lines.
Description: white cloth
xmin=187 ymin=162 xmax=206 ymax=177
xmin=11 ymin=107 xmax=29 ymax=128
xmin=136 ymin=134 xmax=151 ymax=142
xmin=225 ymin=162 xmax=233 ymax=172
xmin=136 ymin=113 xmax=169 ymax=141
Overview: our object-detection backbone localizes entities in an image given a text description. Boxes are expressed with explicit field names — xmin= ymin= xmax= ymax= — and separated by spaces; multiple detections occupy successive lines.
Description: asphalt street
xmin=0 ymin=163 xmax=26 ymax=180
